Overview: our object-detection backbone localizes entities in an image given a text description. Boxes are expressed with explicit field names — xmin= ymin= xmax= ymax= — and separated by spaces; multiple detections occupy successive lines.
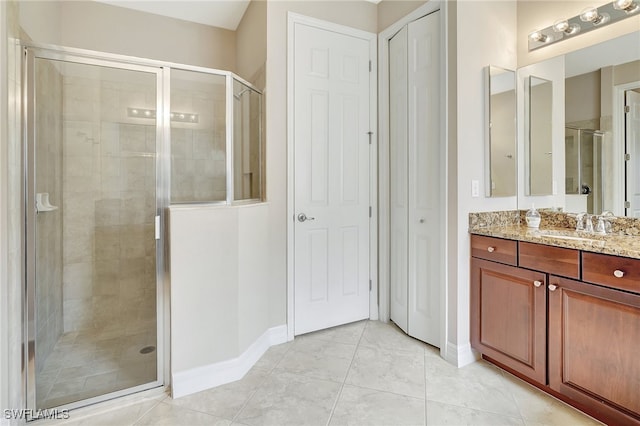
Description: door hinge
xmin=369 ymin=206 xmax=372 ymax=217
xmin=369 ymin=279 xmax=372 ymax=291
xmin=625 ymin=153 xmax=631 ymax=161
xmin=625 ymin=105 xmax=631 ymax=113
xmin=367 ymin=131 xmax=373 ymax=144
xmin=369 ymin=60 xmax=372 ymax=72
xmin=155 ymin=215 xmax=160 ymax=240
xmin=625 ymin=201 xmax=631 ymax=209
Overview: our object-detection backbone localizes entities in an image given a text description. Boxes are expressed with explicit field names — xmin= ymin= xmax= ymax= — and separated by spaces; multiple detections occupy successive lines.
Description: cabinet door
xmin=471 ymin=258 xmax=547 ymax=384
xmin=548 ymin=276 xmax=640 ymax=424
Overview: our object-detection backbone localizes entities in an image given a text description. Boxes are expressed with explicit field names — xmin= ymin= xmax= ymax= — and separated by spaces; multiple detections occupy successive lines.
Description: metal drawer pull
xmin=548 ymin=284 xmax=558 ymax=291
xmin=613 ymin=270 xmax=625 ymax=278
xmin=487 ymin=246 xmax=495 ymax=253
xmin=533 ymin=280 xmax=542 ymax=287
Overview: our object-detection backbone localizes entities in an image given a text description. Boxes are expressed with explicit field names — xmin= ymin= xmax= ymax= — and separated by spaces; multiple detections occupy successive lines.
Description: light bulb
xmin=553 ymin=19 xmax=569 ymax=32
xmin=613 ymin=0 xmax=639 ymax=12
xmin=131 ymin=109 xmax=138 ymax=115
xmin=529 ymin=30 xmax=549 ymax=43
xmin=580 ymin=7 xmax=599 ymax=21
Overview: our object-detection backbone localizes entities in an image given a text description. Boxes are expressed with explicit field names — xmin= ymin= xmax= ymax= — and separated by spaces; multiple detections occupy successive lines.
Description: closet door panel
xmin=389 ymin=26 xmax=409 ymax=333
xmin=407 ymin=11 xmax=441 ymax=346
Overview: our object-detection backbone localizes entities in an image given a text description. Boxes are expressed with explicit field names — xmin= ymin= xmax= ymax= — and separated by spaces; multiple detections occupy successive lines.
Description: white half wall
xmin=169 ymin=203 xmax=284 ymax=398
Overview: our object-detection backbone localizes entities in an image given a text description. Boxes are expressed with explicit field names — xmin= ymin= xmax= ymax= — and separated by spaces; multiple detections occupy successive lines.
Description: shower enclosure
xmin=23 ymin=44 xmax=262 ymax=411
xmin=565 ymin=127 xmax=604 ymax=214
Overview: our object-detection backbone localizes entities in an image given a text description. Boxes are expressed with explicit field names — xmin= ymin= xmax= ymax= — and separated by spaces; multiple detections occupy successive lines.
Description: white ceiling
xmin=95 ymin=0 xmax=252 ymax=31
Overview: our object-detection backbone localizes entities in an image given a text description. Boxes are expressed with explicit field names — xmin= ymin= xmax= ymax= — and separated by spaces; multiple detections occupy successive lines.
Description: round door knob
xmin=548 ymin=284 xmax=558 ymax=291
xmin=419 ymin=218 xmax=425 ymax=223
xmin=297 ymin=213 xmax=315 ymax=222
xmin=613 ymin=270 xmax=625 ymax=278
xmin=487 ymin=246 xmax=495 ymax=253
xmin=533 ymin=280 xmax=542 ymax=288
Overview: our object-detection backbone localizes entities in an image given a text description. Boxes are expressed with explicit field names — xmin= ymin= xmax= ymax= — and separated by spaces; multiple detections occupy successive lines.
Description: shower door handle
xmin=155 ymin=216 xmax=160 ymax=240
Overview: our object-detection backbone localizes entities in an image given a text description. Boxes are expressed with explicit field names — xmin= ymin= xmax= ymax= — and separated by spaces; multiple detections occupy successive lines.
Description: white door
xmin=626 ymin=90 xmax=640 ymax=217
xmin=407 ymin=12 xmax=441 ymax=346
xmin=389 ymin=26 xmax=409 ymax=334
xmin=389 ymin=12 xmax=441 ymax=347
xmin=293 ymin=22 xmax=372 ymax=335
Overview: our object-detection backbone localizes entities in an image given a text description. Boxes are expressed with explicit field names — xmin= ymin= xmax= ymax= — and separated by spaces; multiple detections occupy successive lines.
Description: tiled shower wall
xmin=170 ymin=80 xmax=226 ymax=203
xmin=35 ymin=58 xmax=64 ymax=371
xmin=61 ymin=74 xmax=157 ymax=333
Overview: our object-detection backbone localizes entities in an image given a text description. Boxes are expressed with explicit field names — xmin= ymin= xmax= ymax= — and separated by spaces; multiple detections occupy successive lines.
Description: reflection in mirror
xmin=485 ymin=66 xmax=516 ymax=197
xmin=526 ymin=76 xmax=553 ymax=196
xmin=564 ymin=31 xmax=640 ymax=216
xmin=564 ymin=127 xmax=604 ymax=214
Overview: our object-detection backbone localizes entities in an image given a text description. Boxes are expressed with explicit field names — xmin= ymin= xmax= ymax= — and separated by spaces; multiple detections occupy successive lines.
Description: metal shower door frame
xmin=22 ymin=45 xmax=169 ymax=412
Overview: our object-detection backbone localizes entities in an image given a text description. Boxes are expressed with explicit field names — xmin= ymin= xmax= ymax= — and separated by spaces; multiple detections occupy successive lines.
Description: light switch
xmin=472 ymin=180 xmax=480 ymax=197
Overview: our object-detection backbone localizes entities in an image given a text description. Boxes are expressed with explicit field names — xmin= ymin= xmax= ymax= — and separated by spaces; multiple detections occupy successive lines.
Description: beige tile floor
xmin=46 ymin=320 xmax=602 ymax=426
xmin=37 ymin=320 xmax=157 ymax=408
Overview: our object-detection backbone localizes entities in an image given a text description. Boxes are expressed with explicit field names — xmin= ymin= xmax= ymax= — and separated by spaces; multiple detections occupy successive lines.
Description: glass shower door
xmin=26 ymin=51 xmax=163 ymax=410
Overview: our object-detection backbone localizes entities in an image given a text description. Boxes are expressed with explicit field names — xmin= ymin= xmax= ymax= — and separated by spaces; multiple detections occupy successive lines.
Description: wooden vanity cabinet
xmin=548 ymin=275 xmax=640 ymax=425
xmin=470 ymin=257 xmax=547 ymax=384
xmin=471 ymin=235 xmax=640 ymax=425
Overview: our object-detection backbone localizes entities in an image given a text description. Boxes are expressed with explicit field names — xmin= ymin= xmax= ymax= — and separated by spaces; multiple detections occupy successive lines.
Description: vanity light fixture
xmin=528 ymin=0 xmax=639 ymax=51
xmin=127 ymin=107 xmax=199 ymax=123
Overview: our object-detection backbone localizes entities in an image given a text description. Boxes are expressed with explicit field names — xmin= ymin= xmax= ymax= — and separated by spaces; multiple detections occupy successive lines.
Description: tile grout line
xmin=130 ymin=396 xmax=166 ymax=426
xmin=496 ymin=369 xmax=527 ymax=425
xmin=324 ymin=321 xmax=368 ymax=426
xmin=230 ymin=365 xmax=277 ymax=423
xmin=423 ymin=347 xmax=428 ymax=426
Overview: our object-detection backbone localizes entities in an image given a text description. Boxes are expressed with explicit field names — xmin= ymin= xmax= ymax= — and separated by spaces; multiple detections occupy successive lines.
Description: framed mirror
xmin=485 ymin=66 xmax=516 ymax=197
xmin=526 ymin=76 xmax=553 ymax=196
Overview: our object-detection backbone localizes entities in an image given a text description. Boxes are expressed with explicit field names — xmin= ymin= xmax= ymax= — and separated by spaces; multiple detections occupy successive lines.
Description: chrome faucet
xmin=574 ymin=212 xmax=587 ymax=231
xmin=584 ymin=214 xmax=594 ymax=233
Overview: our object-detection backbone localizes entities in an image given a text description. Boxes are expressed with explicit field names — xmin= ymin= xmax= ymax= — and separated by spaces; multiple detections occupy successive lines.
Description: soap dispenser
xmin=526 ymin=204 xmax=541 ymax=228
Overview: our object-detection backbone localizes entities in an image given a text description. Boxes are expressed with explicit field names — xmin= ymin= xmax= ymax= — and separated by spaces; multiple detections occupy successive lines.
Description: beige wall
xmin=565 ymin=70 xmax=600 ymax=124
xmin=453 ymin=0 xmax=517 ymax=360
xmin=18 ymin=0 xmax=61 ymax=45
xmin=517 ymin=1 xmax=640 ymax=68
xmin=236 ymin=0 xmax=267 ymax=85
xmin=377 ymin=0 xmax=427 ymax=32
xmin=19 ymin=1 xmax=237 ymax=71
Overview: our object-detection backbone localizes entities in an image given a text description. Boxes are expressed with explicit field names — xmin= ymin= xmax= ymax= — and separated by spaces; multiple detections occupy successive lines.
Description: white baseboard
xmin=171 ymin=324 xmax=287 ymax=398
xmin=443 ymin=341 xmax=479 ymax=368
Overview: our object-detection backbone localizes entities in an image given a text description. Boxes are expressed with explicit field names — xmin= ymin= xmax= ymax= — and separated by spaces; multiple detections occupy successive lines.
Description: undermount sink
xmin=534 ymin=229 xmax=605 ymax=245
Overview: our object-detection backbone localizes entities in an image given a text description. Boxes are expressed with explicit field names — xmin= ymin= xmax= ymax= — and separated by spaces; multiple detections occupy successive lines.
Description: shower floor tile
xmin=38 ymin=323 xmax=157 ymax=409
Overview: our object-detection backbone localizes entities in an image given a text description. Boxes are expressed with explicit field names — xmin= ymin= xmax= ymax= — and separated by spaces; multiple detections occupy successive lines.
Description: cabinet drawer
xmin=471 ymin=235 xmax=517 ymax=266
xmin=519 ymin=242 xmax=580 ymax=279
xmin=582 ymin=252 xmax=640 ymax=294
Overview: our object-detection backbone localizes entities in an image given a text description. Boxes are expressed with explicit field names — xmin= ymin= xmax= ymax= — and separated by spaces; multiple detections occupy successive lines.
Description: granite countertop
xmin=470 ymin=224 xmax=640 ymax=260
xmin=468 ymin=210 xmax=640 ymax=260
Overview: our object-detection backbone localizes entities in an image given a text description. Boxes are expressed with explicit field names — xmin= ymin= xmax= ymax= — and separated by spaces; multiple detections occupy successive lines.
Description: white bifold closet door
xmin=389 ymin=11 xmax=441 ymax=347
